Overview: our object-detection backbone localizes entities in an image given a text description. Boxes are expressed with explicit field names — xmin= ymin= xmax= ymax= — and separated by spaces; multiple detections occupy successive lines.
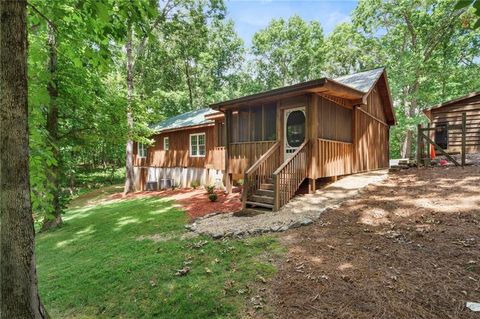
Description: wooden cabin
xmin=133 ymin=67 xmax=395 ymax=211
xmin=132 ymin=108 xmax=226 ymax=190
xmin=424 ymin=92 xmax=480 ymax=154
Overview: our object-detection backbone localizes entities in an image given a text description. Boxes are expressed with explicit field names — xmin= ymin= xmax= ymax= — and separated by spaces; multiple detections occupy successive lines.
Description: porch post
xmin=225 ymin=110 xmax=233 ymax=193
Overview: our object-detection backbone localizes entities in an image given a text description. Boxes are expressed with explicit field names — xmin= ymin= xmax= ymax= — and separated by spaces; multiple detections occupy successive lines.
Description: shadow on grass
xmin=36 ymin=197 xmax=282 ymax=319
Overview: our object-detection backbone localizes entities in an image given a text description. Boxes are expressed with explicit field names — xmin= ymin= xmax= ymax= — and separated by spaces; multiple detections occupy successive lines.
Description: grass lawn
xmin=36 ymin=196 xmax=283 ymax=318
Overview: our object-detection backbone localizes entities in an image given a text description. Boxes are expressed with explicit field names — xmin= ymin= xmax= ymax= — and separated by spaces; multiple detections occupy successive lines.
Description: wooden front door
xmin=284 ymin=107 xmax=306 ymax=161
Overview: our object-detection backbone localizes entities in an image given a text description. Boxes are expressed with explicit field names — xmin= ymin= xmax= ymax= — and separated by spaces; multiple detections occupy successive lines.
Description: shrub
xmin=190 ymin=180 xmax=200 ymax=189
xmin=208 ymin=193 xmax=218 ymax=202
xmin=237 ymin=179 xmax=244 ymax=186
xmin=204 ymin=185 xmax=215 ymax=194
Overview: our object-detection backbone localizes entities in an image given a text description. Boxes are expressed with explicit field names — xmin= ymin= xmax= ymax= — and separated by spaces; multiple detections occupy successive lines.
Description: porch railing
xmin=273 ymin=140 xmax=310 ymax=211
xmin=242 ymin=141 xmax=281 ymax=209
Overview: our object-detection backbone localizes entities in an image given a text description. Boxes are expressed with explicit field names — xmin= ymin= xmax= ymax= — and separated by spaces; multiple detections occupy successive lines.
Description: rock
xmin=270 ymin=225 xmax=281 ymax=232
xmin=233 ymin=230 xmax=244 ymax=237
xmin=466 ymin=302 xmax=480 ymax=312
xmin=212 ymin=231 xmax=224 ymax=239
xmin=301 ymin=218 xmax=313 ymax=226
xmin=279 ymin=225 xmax=289 ymax=232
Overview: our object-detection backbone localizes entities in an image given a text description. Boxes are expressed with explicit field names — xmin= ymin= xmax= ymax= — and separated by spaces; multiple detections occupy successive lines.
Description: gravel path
xmin=187 ymin=170 xmax=388 ymax=238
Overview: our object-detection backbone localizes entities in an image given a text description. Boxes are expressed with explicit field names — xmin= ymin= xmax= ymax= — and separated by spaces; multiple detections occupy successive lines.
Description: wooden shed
xmin=424 ymin=92 xmax=480 ymax=154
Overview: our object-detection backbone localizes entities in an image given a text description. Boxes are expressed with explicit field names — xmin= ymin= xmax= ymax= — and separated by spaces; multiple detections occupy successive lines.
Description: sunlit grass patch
xmin=36 ymin=197 xmax=282 ymax=318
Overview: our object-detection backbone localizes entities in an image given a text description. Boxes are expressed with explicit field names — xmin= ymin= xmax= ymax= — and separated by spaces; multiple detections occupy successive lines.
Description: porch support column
xmin=308 ymin=178 xmax=316 ymax=194
xmin=225 ymin=109 xmax=233 ymax=193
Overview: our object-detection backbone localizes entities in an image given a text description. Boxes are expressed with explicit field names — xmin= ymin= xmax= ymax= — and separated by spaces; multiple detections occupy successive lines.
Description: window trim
xmin=163 ymin=137 xmax=169 ymax=150
xmin=137 ymin=142 xmax=147 ymax=159
xmin=189 ymin=133 xmax=206 ymax=158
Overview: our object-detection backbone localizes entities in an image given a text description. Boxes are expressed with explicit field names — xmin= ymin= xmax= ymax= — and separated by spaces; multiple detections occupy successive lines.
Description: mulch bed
xmin=252 ymin=166 xmax=480 ymax=319
xmin=108 ymin=188 xmax=242 ymax=219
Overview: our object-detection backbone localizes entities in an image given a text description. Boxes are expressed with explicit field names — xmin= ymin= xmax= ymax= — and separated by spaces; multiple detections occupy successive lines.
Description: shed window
xmin=163 ymin=137 xmax=169 ymax=150
xmin=190 ymin=133 xmax=206 ymax=157
xmin=137 ymin=143 xmax=147 ymax=158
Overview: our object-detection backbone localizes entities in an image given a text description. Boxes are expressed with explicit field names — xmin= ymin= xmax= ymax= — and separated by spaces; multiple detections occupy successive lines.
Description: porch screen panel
xmin=317 ymin=97 xmax=352 ymax=143
xmin=264 ymin=104 xmax=276 ymax=141
xmin=231 ymin=112 xmax=239 ymax=142
xmin=238 ymin=110 xmax=250 ymax=142
xmin=251 ymin=107 xmax=263 ymax=141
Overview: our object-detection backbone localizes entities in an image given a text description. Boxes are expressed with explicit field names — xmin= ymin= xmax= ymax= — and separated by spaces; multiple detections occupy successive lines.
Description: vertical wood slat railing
xmin=212 ymin=146 xmax=226 ymax=171
xmin=273 ymin=140 xmax=310 ymax=211
xmin=315 ymin=138 xmax=353 ymax=178
xmin=242 ymin=141 xmax=281 ymax=209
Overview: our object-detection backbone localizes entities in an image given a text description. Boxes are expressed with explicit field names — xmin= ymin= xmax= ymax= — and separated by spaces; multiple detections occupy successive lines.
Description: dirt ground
xmin=256 ymin=166 xmax=480 ymax=319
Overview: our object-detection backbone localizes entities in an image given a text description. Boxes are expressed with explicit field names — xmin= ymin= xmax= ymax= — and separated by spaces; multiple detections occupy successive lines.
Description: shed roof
xmin=151 ymin=108 xmax=216 ymax=133
xmin=333 ymin=67 xmax=385 ymax=93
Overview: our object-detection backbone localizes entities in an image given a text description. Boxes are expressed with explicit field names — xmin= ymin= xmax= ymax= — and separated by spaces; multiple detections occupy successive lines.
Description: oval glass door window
xmin=286 ymin=110 xmax=306 ymax=147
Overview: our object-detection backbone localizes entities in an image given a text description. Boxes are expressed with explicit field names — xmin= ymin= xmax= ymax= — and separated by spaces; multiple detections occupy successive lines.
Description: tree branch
xmin=27 ymin=2 xmax=56 ymax=30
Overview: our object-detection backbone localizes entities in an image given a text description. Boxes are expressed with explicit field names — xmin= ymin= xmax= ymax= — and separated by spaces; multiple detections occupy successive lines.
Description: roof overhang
xmin=210 ymin=78 xmax=365 ymax=111
xmin=423 ymin=91 xmax=480 ymax=120
xmin=376 ymin=71 xmax=396 ymax=125
xmin=153 ymin=122 xmax=214 ymax=135
xmin=204 ymin=111 xmax=224 ymax=120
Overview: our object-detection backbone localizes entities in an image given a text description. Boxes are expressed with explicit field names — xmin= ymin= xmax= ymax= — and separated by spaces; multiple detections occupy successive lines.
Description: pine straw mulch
xmin=106 ymin=188 xmax=242 ymax=219
xmin=250 ymin=166 xmax=480 ymax=319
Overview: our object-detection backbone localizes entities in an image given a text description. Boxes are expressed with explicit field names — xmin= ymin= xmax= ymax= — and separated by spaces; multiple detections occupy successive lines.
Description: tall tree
xmin=353 ymin=0 xmax=480 ymax=158
xmin=0 ymin=0 xmax=48 ymax=317
xmin=250 ymin=15 xmax=325 ymax=89
xmin=122 ymin=0 xmax=228 ymax=194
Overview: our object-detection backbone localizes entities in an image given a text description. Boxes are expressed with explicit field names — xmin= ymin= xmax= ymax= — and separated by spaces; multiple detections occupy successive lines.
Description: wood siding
xmin=316 ymin=95 xmax=353 ymax=143
xmin=353 ymin=107 xmax=389 ymax=172
xmin=228 ymin=141 xmax=276 ymax=174
xmin=430 ymin=94 xmax=480 ymax=153
xmin=313 ymin=138 xmax=353 ymax=177
xmin=133 ymin=125 xmax=225 ymax=171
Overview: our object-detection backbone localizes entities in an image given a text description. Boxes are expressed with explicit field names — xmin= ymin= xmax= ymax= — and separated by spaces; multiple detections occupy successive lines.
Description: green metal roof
xmin=151 ymin=108 xmax=217 ymax=133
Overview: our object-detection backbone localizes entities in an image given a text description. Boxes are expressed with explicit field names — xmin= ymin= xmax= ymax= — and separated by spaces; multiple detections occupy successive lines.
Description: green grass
xmin=36 ymin=196 xmax=283 ymax=318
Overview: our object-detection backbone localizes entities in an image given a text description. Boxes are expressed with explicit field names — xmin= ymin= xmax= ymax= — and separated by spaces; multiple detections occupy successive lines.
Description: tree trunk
xmin=123 ymin=28 xmax=135 ymax=195
xmin=42 ymin=22 xmax=62 ymax=231
xmin=0 ymin=1 xmax=49 ymax=317
xmin=401 ymin=130 xmax=413 ymax=159
xmin=184 ymin=59 xmax=194 ymax=109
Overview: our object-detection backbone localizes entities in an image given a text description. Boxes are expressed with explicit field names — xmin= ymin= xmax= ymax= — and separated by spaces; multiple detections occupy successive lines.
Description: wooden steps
xmin=245 ymin=181 xmax=275 ymax=210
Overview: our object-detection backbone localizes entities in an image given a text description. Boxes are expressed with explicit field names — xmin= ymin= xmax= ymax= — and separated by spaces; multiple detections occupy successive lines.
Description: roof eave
xmin=211 ymin=78 xmax=366 ymax=111
xmin=152 ymin=122 xmax=215 ymax=135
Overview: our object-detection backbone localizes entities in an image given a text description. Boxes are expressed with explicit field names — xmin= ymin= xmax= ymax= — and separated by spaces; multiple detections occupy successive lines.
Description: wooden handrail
xmin=273 ymin=140 xmax=310 ymax=211
xmin=273 ymin=140 xmax=309 ymax=175
xmin=242 ymin=141 xmax=281 ymax=210
xmin=317 ymin=138 xmax=353 ymax=145
xmin=245 ymin=141 xmax=280 ymax=174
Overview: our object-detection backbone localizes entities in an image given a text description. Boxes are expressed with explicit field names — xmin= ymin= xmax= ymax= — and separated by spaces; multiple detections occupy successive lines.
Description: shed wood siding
xmin=430 ymin=94 xmax=480 ymax=153
xmin=365 ymin=87 xmax=387 ymax=123
xmin=353 ymin=108 xmax=389 ymax=172
xmin=133 ymin=126 xmax=225 ymax=170
xmin=317 ymin=95 xmax=353 ymax=143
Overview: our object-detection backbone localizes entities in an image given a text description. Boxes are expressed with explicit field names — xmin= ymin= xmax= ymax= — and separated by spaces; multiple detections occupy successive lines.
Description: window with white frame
xmin=189 ymin=133 xmax=206 ymax=157
xmin=163 ymin=137 xmax=169 ymax=150
xmin=137 ymin=143 xmax=147 ymax=158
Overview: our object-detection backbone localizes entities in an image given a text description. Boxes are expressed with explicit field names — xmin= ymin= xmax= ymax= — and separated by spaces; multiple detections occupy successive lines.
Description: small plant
xmin=204 ymin=185 xmax=215 ymax=194
xmin=208 ymin=193 xmax=218 ymax=202
xmin=190 ymin=180 xmax=200 ymax=189
xmin=237 ymin=179 xmax=244 ymax=186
